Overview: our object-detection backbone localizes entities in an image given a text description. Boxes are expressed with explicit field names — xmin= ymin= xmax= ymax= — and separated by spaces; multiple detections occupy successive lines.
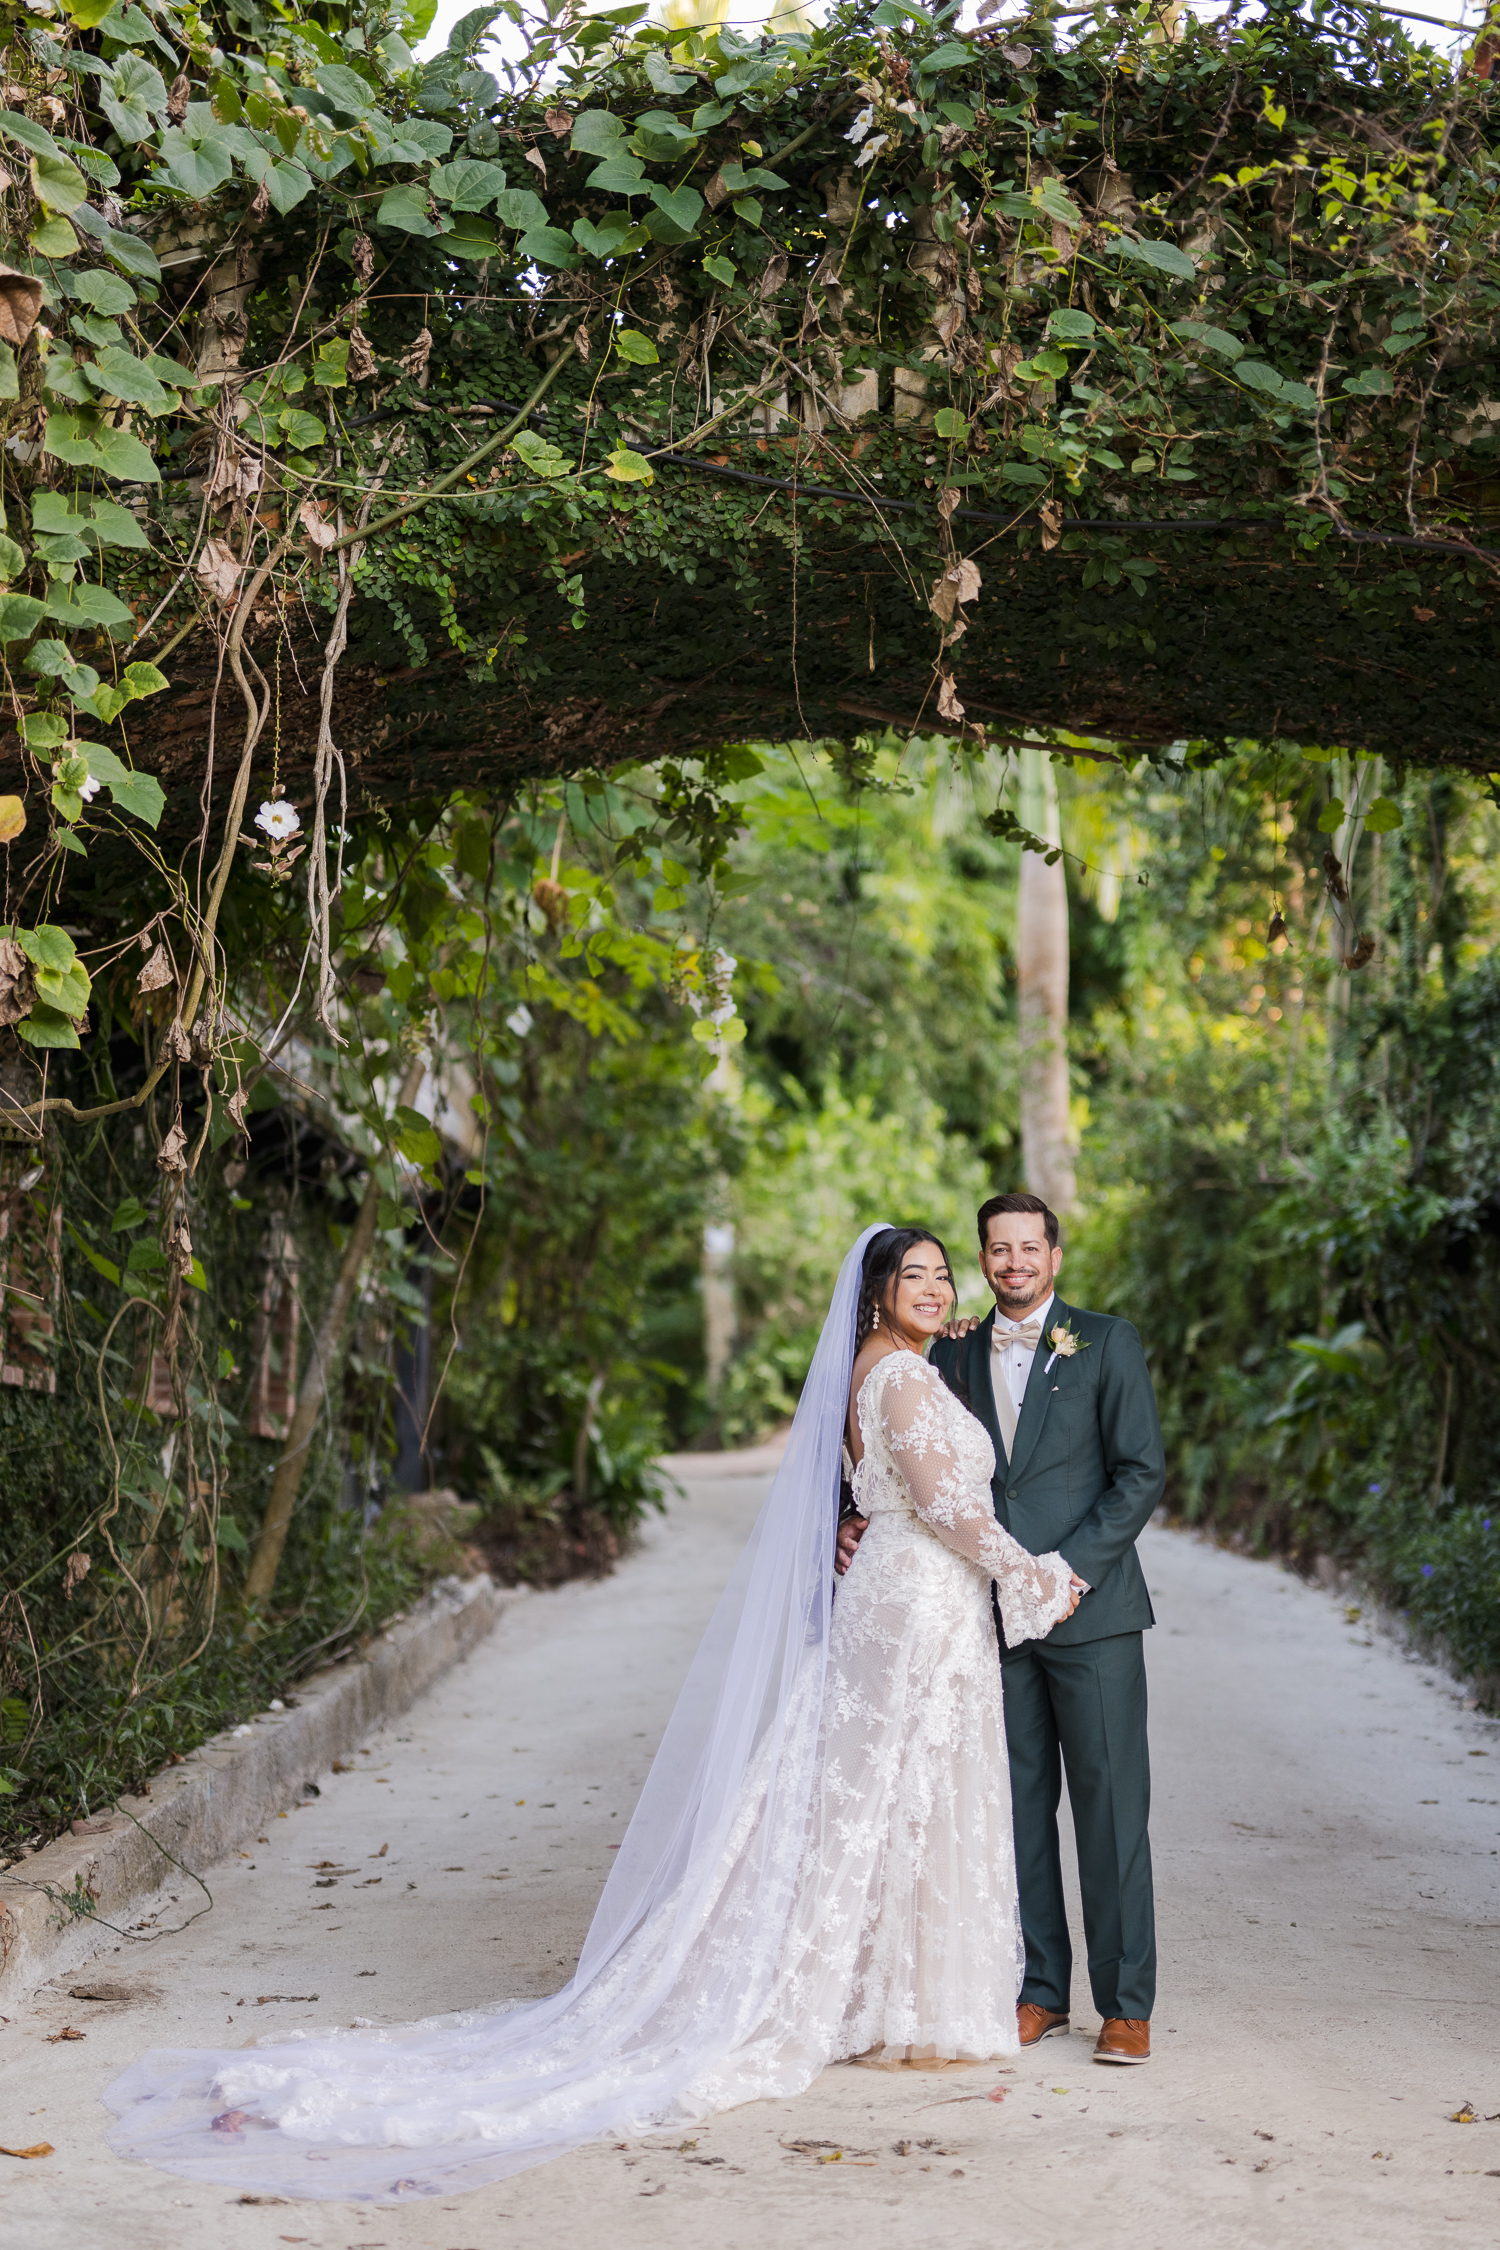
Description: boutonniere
xmin=1044 ymin=1322 xmax=1089 ymax=1375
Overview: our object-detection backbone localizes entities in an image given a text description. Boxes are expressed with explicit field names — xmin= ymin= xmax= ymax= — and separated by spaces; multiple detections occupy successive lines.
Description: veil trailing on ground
xmin=104 ymin=1224 xmax=893 ymax=2203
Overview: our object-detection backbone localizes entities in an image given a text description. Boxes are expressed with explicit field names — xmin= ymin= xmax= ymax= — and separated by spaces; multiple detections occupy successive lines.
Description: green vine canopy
xmin=0 ymin=0 xmax=1496 ymax=1091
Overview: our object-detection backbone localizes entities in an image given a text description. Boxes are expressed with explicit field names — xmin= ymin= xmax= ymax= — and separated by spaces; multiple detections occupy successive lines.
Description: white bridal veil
xmin=104 ymin=1224 xmax=892 ymax=2202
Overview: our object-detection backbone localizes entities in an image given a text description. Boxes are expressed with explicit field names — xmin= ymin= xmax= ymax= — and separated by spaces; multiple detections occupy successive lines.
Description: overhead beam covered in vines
xmin=0 ymin=0 xmax=1497 ymax=966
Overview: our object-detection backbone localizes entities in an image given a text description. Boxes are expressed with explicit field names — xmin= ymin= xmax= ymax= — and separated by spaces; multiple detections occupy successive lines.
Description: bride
xmin=106 ymin=1224 xmax=1079 ymax=2202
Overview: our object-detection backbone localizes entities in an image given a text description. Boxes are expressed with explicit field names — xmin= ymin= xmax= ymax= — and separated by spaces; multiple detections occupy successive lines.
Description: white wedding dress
xmin=105 ymin=1234 xmax=1073 ymax=2203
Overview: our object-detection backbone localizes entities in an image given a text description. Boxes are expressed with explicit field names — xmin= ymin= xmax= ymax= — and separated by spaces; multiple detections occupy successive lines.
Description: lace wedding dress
xmin=105 ymin=1235 xmax=1073 ymax=2203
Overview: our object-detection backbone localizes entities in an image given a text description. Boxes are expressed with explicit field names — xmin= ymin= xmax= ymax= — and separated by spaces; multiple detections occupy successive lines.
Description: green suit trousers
xmin=1001 ymin=1629 xmax=1157 ymax=2022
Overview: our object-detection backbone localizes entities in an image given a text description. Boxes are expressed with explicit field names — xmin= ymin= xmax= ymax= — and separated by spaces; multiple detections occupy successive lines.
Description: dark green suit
xmin=930 ymin=1297 xmax=1165 ymax=2021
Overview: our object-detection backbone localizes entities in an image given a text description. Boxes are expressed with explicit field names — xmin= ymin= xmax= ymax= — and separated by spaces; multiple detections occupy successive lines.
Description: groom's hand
xmin=937 ymin=1315 xmax=982 ymax=1341
xmin=835 ymin=1515 xmax=868 ymax=1576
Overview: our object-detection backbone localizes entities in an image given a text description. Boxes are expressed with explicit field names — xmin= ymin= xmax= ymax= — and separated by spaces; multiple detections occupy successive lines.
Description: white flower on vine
xmin=846 ymin=105 xmax=876 ymax=144
xmin=78 ymin=772 xmax=102 ymax=803
xmin=506 ymin=1004 xmax=534 ymax=1037
xmin=255 ymin=799 xmax=301 ymax=843
xmin=856 ymin=133 xmax=889 ymax=169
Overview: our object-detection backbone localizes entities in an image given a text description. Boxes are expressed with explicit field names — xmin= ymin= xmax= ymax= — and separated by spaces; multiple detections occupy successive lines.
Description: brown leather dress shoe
xmin=1017 ymin=2003 xmax=1070 ymax=2047
xmin=1094 ymin=2018 xmax=1150 ymax=2064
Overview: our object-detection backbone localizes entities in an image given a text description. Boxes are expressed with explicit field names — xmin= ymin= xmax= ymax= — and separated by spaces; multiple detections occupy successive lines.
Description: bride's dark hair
xmin=856 ymin=1227 xmax=955 ymax=1346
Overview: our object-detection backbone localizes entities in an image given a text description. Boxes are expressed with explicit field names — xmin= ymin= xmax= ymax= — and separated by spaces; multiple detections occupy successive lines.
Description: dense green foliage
xmin=1068 ymin=757 xmax=1500 ymax=1683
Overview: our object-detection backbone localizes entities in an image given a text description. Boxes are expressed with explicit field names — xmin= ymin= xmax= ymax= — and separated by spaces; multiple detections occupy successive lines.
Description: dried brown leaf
xmin=158 ymin=1119 xmax=189 ymax=1174
xmin=62 ymin=1551 xmax=90 ymax=1598
xmin=760 ymin=254 xmax=789 ymax=301
xmin=525 ymin=145 xmax=548 ymax=186
xmin=0 ymin=264 xmax=44 ymax=352
xmin=0 ymin=934 xmax=34 ymax=1028
xmin=195 ymin=536 xmax=243 ymax=609
xmin=136 ymin=940 xmax=174 ymax=994
xmin=166 ymin=71 xmax=190 ymax=123
xmin=351 ymin=234 xmax=375 ymax=283
xmin=298 ymin=498 xmax=337 ymax=551
xmin=936 ymin=672 xmax=965 ymax=723
xmin=544 ymin=105 xmax=573 ymax=138
xmin=1039 ymin=500 xmax=1063 ymax=552
xmin=0 ymin=2141 xmax=53 ymax=2159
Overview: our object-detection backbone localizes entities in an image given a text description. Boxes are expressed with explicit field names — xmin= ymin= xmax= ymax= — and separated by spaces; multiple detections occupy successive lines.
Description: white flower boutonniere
xmin=1044 ymin=1322 xmax=1089 ymax=1375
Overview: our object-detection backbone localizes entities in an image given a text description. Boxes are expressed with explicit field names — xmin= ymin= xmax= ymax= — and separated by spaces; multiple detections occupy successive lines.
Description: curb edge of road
xmin=0 ymin=1571 xmax=523 ymax=2000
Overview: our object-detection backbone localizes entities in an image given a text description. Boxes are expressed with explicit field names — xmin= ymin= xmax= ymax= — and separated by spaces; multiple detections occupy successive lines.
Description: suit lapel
xmin=966 ymin=1309 xmax=1004 ymax=1464
xmin=1008 ymin=1294 xmax=1067 ymax=1483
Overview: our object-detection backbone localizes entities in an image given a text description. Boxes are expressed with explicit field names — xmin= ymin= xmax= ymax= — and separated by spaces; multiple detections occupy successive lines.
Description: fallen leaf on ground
xmin=46 ymin=2027 xmax=84 ymax=2042
xmin=0 ymin=2141 xmax=53 ymax=2159
xmin=256 ymin=1995 xmax=319 ymax=2005
xmin=1450 ymin=2102 xmax=1477 ymax=2123
xmin=68 ymin=1983 xmax=134 ymax=2001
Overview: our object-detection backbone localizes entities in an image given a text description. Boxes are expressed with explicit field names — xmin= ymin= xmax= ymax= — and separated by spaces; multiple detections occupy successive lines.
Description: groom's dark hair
xmin=977 ymin=1191 xmax=1059 ymax=1251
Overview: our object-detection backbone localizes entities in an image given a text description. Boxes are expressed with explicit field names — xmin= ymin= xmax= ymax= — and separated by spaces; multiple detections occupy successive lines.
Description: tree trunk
xmin=1016 ymin=747 xmax=1077 ymax=1217
xmin=244 ymin=1054 xmax=426 ymax=1604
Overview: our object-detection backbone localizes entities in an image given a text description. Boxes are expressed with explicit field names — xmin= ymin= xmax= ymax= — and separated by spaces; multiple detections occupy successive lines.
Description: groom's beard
xmin=994 ymin=1277 xmax=1050 ymax=1313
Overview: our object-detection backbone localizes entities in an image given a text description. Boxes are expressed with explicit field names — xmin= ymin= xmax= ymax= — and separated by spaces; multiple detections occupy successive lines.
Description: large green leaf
xmin=33 ymin=959 xmax=92 ymax=1016
xmin=614 ymin=327 xmax=659 ymax=366
xmin=92 ymin=422 xmax=161 ymax=483
xmin=517 ymin=227 xmax=577 ymax=269
xmin=0 ymin=593 xmax=45 ymax=641
xmin=77 ymin=741 xmax=165 ymax=826
xmin=45 ymin=582 xmax=135 ymax=630
xmin=158 ymin=126 xmax=234 ymax=198
xmin=648 ymin=182 xmax=704 ymax=237
xmin=375 ymin=182 xmax=442 ymax=236
xmin=436 ymin=221 xmax=499 ymax=261
xmin=428 ymin=158 xmax=510 ymax=211
xmin=98 ymin=52 xmax=167 ymax=142
xmin=316 ymin=62 xmax=379 ymax=115
xmin=16 ymin=924 xmax=78 ymax=975
xmin=0 ymin=343 xmax=16 ymax=403
xmin=0 ymin=112 xmax=61 ymax=160
xmin=17 ymin=1003 xmax=81 ymax=1051
xmin=570 ymin=110 xmax=629 ymax=157
xmin=30 ymin=147 xmax=89 ymax=215
xmin=493 ymin=187 xmax=551 ymax=231
xmin=84 ymin=346 xmax=172 ymax=410
xmin=0 ymin=533 xmax=23 ymax=579
xmin=584 ymin=155 xmax=649 ymax=198
xmin=1121 ymin=235 xmax=1196 ymax=282
xmin=73 ymin=267 xmax=137 ymax=316
xmin=279 ymin=408 xmax=327 ymax=450
xmin=29 ymin=216 xmax=79 ymax=257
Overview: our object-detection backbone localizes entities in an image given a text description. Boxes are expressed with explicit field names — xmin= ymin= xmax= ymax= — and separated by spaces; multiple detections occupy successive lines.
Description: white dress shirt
xmin=989 ymin=1291 xmax=1086 ymax=1594
xmin=990 ymin=1290 xmax=1056 ymax=1423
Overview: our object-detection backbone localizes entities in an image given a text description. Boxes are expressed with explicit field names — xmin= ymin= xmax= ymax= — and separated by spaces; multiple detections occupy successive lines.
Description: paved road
xmin=2 ymin=1463 xmax=1498 ymax=2250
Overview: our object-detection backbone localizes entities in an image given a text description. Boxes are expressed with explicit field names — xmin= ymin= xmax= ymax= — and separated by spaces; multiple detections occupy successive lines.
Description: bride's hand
xmin=937 ymin=1315 xmax=983 ymax=1341
xmin=1062 ymin=1573 xmax=1087 ymax=1618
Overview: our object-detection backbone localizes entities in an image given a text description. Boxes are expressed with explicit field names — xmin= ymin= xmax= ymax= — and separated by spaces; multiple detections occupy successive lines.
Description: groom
xmin=839 ymin=1191 xmax=1166 ymax=2065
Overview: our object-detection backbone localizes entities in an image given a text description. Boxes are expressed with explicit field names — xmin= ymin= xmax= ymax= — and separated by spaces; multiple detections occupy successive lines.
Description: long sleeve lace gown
xmin=105 ymin=1347 xmax=1074 ymax=2200
xmin=703 ymin=1350 xmax=1076 ymax=2083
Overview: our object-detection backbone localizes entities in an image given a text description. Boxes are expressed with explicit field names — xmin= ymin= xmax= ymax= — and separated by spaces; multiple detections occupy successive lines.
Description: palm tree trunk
xmin=244 ymin=1053 xmax=426 ymax=1605
xmin=1016 ymin=747 xmax=1077 ymax=1217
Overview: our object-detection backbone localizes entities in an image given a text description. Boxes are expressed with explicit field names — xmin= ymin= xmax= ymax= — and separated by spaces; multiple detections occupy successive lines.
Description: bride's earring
xmin=871 ymin=1305 xmax=879 ymax=1330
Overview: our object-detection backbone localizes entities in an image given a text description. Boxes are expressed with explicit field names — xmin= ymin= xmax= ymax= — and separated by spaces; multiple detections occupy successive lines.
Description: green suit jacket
xmin=928 ymin=1296 xmax=1166 ymax=1647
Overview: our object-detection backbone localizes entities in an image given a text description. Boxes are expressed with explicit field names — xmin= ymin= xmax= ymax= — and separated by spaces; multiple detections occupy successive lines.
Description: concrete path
xmin=2 ymin=1462 xmax=1498 ymax=2250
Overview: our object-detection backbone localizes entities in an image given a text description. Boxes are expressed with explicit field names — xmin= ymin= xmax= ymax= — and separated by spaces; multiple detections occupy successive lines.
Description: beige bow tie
xmin=993 ymin=1317 xmax=1043 ymax=1352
